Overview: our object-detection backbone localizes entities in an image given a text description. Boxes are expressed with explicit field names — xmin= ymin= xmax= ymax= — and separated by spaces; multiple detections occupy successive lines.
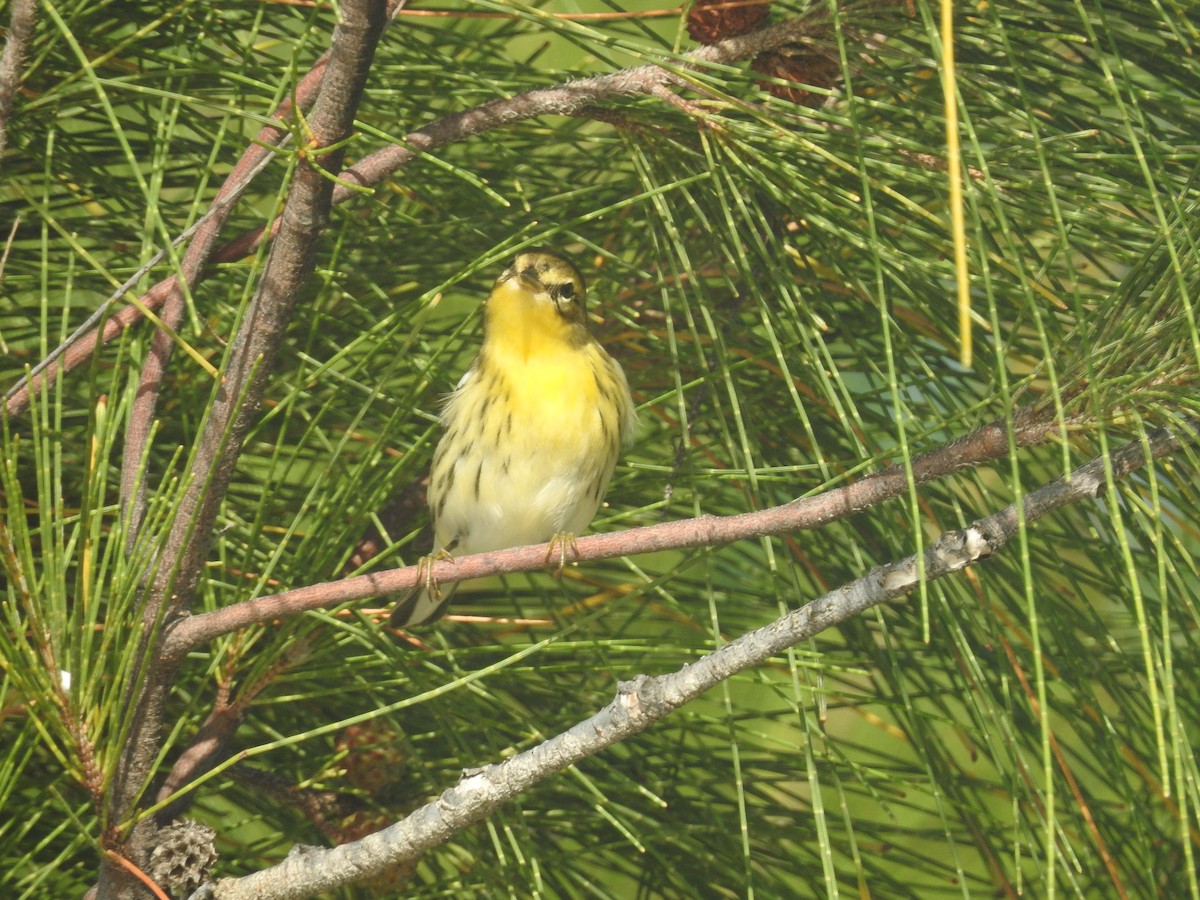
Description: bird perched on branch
xmin=389 ymin=249 xmax=637 ymax=628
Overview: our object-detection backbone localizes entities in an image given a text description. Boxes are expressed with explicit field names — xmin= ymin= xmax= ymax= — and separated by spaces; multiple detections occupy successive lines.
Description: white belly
xmin=428 ymin=342 xmax=629 ymax=557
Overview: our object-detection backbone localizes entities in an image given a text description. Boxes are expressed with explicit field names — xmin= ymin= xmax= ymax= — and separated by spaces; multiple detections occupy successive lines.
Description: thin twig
xmin=287 ymin=9 xmax=836 ymax=232
xmin=102 ymin=850 xmax=169 ymax=900
xmin=7 ymin=148 xmax=279 ymax=401
xmin=199 ymin=424 xmax=1187 ymax=900
xmin=1 ymin=82 xmax=311 ymax=419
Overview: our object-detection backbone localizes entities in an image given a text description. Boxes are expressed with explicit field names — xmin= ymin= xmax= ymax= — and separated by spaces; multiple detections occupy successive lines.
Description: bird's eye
xmin=554 ymin=282 xmax=575 ymax=301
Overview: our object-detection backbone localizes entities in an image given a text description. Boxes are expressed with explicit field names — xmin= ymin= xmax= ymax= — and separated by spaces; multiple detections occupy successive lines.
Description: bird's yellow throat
xmin=481 ymin=277 xmax=604 ymax=426
xmin=483 ymin=277 xmax=589 ymax=361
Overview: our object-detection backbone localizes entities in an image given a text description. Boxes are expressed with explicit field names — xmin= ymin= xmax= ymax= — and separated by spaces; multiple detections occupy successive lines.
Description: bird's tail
xmin=388 ymin=582 xmax=458 ymax=628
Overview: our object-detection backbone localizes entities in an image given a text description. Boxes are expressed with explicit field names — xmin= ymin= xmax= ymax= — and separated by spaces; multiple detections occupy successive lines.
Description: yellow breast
xmin=483 ymin=278 xmax=606 ymax=442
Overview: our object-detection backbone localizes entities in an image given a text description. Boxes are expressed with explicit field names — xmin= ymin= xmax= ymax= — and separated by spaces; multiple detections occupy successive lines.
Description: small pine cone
xmin=335 ymin=722 xmax=405 ymax=793
xmin=751 ymin=49 xmax=841 ymax=108
xmin=687 ymin=0 xmax=770 ymax=44
xmin=146 ymin=819 xmax=218 ymax=894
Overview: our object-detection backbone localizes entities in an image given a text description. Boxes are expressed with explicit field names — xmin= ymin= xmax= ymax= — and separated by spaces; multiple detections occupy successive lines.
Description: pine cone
xmin=687 ymin=0 xmax=770 ymax=44
xmin=751 ymin=49 xmax=841 ymax=108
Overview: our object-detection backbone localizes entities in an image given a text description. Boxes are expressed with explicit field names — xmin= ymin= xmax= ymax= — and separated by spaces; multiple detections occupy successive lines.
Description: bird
xmin=389 ymin=248 xmax=637 ymax=628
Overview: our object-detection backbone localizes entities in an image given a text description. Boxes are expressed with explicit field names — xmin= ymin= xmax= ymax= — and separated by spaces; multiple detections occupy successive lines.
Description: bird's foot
xmin=545 ymin=532 xmax=580 ymax=579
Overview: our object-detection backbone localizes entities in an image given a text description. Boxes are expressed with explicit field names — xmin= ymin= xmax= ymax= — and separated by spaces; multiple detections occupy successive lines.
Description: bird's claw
xmin=545 ymin=532 xmax=580 ymax=578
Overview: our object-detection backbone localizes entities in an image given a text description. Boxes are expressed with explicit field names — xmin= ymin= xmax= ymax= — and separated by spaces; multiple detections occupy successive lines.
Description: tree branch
xmin=97 ymin=3 xmax=390 ymax=895
xmin=197 ymin=423 xmax=1188 ymax=900
xmin=166 ymin=409 xmax=1069 ymax=654
xmin=218 ymin=7 xmax=837 ymax=256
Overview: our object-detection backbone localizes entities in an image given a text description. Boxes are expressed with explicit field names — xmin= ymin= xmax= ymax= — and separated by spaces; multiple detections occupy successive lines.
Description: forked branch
xmin=97 ymin=3 xmax=390 ymax=896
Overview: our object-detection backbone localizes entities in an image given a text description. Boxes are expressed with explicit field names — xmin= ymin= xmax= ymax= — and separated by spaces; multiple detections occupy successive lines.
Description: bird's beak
xmin=513 ymin=270 xmax=541 ymax=294
xmin=497 ymin=265 xmax=540 ymax=294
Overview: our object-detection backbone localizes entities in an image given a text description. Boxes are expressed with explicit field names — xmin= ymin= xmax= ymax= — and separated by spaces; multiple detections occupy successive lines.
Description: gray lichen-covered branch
xmin=196 ymin=422 xmax=1190 ymax=900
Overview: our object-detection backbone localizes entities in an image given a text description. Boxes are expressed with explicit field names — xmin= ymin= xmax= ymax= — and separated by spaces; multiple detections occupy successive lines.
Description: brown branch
xmin=300 ymin=9 xmax=837 ymax=221
xmin=0 ymin=0 xmax=36 ymax=157
xmin=3 ymin=6 xmax=835 ymax=417
xmin=205 ymin=424 xmax=1188 ymax=899
xmin=97 ymin=3 xmax=390 ymax=895
xmin=166 ymin=409 xmax=1068 ymax=655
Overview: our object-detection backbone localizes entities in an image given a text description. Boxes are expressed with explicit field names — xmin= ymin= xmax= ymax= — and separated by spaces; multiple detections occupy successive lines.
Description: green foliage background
xmin=2 ymin=0 xmax=1199 ymax=896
